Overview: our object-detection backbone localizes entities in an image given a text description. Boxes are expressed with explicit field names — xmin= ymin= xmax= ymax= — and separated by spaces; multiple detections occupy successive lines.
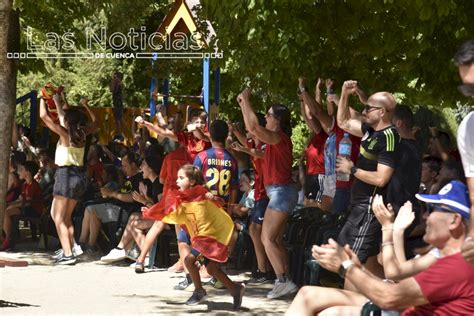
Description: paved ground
xmin=0 ymin=249 xmax=293 ymax=315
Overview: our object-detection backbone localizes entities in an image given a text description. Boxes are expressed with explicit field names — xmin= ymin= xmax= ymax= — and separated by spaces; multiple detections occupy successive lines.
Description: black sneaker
xmin=174 ymin=278 xmax=192 ymax=291
xmin=56 ymin=254 xmax=77 ymax=265
xmin=246 ymin=272 xmax=271 ymax=285
xmin=232 ymin=284 xmax=245 ymax=310
xmin=203 ymin=277 xmax=225 ymax=289
xmin=185 ymin=289 xmax=207 ymax=306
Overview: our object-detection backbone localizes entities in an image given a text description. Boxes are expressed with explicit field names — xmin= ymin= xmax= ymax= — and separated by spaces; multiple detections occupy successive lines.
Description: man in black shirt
xmin=388 ymin=105 xmax=421 ymax=221
xmin=335 ymin=80 xmax=400 ymax=282
xmin=79 ymin=152 xmax=144 ymax=251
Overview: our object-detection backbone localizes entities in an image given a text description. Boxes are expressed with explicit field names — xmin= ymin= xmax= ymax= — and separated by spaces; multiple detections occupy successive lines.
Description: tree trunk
xmin=0 ymin=0 xmax=18 ymax=243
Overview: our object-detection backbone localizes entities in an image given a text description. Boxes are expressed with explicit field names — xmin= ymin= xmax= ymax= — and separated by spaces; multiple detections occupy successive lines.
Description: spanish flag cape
xmin=142 ymin=185 xmax=234 ymax=263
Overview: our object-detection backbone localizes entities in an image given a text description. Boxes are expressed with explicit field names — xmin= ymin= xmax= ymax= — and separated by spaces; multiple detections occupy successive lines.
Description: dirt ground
xmin=0 ymin=248 xmax=293 ymax=315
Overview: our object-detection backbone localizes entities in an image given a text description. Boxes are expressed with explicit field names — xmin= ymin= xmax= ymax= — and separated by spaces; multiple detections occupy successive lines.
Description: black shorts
xmin=337 ymin=204 xmax=382 ymax=263
xmin=304 ymin=174 xmax=324 ymax=202
xmin=250 ymin=198 xmax=269 ymax=225
xmin=53 ymin=166 xmax=88 ymax=200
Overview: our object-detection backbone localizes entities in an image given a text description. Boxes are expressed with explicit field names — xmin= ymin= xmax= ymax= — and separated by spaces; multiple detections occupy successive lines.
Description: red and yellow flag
xmin=142 ymin=185 xmax=234 ymax=263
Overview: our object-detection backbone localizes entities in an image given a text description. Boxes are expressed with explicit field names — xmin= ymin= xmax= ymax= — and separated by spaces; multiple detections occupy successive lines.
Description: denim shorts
xmin=177 ymin=227 xmax=191 ymax=244
xmin=265 ymin=184 xmax=298 ymax=213
xmin=190 ymin=248 xmax=210 ymax=266
xmin=250 ymin=198 xmax=269 ymax=225
xmin=53 ymin=166 xmax=88 ymax=200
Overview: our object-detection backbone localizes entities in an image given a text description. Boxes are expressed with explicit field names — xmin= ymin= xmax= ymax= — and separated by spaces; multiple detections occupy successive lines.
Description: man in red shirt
xmin=292 ymin=180 xmax=473 ymax=315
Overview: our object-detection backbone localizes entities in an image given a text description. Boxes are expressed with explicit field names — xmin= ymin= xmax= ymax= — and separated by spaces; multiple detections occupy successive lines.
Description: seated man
xmin=100 ymin=155 xmax=163 ymax=265
xmin=79 ymin=152 xmax=144 ymax=253
xmin=286 ymin=180 xmax=474 ymax=316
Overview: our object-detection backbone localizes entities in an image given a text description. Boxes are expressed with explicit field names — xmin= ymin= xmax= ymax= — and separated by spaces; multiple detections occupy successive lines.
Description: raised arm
xmin=81 ymin=98 xmax=99 ymax=135
xmin=298 ymin=77 xmax=333 ymax=134
xmin=325 ymin=79 xmax=336 ymax=117
xmin=300 ymin=98 xmax=322 ymax=135
xmin=229 ymin=122 xmax=248 ymax=147
xmin=337 ymin=80 xmax=363 ymax=137
xmin=230 ymin=141 xmax=264 ymax=159
xmin=54 ymin=92 xmax=67 ymax=127
xmin=315 ymin=77 xmax=325 ymax=105
xmin=39 ymin=98 xmax=67 ymax=139
xmin=237 ymin=89 xmax=281 ymax=145
xmin=136 ymin=117 xmax=178 ymax=142
xmin=372 ymin=196 xmax=437 ymax=280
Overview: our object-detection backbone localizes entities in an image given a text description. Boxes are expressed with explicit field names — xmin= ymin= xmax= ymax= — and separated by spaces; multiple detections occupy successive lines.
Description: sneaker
xmin=204 ymin=277 xmax=224 ymax=289
xmin=56 ymin=254 xmax=77 ymax=265
xmin=100 ymin=248 xmax=126 ymax=263
xmin=246 ymin=272 xmax=272 ymax=285
xmin=73 ymin=244 xmax=84 ymax=257
xmin=266 ymin=280 xmax=298 ymax=299
xmin=185 ymin=289 xmax=207 ymax=306
xmin=167 ymin=260 xmax=184 ymax=273
xmin=126 ymin=245 xmax=140 ymax=261
xmin=129 ymin=257 xmax=149 ymax=268
xmin=174 ymin=278 xmax=193 ymax=291
xmin=232 ymin=284 xmax=245 ymax=310
xmin=134 ymin=261 xmax=145 ymax=274
xmin=52 ymin=249 xmax=64 ymax=260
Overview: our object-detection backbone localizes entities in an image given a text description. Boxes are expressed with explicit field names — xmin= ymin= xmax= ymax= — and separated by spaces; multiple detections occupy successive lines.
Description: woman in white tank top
xmin=40 ymin=94 xmax=98 ymax=265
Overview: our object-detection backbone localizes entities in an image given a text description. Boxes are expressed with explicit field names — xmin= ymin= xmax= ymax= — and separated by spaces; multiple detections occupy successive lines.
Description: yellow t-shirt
xmin=55 ymin=142 xmax=85 ymax=167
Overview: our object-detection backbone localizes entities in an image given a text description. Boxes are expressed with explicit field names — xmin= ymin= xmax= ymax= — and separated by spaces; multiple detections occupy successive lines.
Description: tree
xmin=200 ymin=0 xmax=474 ymax=108
xmin=0 ymin=0 xmax=18 ymax=241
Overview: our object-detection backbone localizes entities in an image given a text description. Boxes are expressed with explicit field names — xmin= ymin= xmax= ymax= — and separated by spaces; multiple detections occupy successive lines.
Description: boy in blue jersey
xmin=194 ymin=119 xmax=239 ymax=205
xmin=174 ymin=119 xmax=239 ymax=291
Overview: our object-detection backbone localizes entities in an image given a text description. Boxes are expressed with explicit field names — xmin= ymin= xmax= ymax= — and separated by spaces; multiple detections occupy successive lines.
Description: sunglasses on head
xmin=458 ymin=84 xmax=474 ymax=98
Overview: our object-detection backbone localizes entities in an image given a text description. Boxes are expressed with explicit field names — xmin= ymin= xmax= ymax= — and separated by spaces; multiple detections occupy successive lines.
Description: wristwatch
xmin=350 ymin=166 xmax=358 ymax=175
xmin=338 ymin=260 xmax=355 ymax=278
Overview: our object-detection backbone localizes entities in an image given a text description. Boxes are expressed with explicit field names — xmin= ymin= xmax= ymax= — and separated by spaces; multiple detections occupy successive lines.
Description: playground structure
xmin=14 ymin=0 xmax=220 ymax=147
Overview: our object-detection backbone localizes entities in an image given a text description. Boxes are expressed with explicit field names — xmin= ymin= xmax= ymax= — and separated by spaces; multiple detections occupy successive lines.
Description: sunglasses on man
xmin=364 ymin=104 xmax=387 ymax=112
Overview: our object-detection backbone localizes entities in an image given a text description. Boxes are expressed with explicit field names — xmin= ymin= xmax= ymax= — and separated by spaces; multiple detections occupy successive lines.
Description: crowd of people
xmin=2 ymin=40 xmax=474 ymax=313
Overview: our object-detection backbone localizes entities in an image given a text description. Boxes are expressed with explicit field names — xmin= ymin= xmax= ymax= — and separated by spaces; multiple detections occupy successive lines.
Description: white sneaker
xmin=129 ymin=257 xmax=150 ymax=268
xmin=52 ymin=249 xmax=64 ymax=260
xmin=266 ymin=280 xmax=298 ymax=299
xmin=100 ymin=248 xmax=127 ymax=263
xmin=73 ymin=244 xmax=83 ymax=257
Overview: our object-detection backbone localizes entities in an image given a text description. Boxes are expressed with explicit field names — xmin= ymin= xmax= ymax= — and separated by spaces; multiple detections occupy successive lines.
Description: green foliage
xmin=291 ymin=119 xmax=310 ymax=164
xmin=12 ymin=0 xmax=474 ymax=164
xmin=200 ymin=0 xmax=474 ymax=109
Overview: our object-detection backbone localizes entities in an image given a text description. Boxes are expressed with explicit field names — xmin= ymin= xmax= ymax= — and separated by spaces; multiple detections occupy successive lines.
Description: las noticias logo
xmin=7 ymin=27 xmax=222 ymax=60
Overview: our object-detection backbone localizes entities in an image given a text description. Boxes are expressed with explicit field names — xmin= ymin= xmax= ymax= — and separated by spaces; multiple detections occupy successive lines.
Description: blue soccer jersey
xmin=193 ymin=147 xmax=238 ymax=201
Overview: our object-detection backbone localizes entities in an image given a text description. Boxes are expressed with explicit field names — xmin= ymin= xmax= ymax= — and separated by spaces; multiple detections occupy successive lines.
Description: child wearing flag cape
xmin=142 ymin=164 xmax=245 ymax=310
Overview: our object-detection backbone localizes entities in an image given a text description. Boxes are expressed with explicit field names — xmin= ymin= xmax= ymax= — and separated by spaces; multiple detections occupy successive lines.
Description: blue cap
xmin=416 ymin=180 xmax=471 ymax=219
